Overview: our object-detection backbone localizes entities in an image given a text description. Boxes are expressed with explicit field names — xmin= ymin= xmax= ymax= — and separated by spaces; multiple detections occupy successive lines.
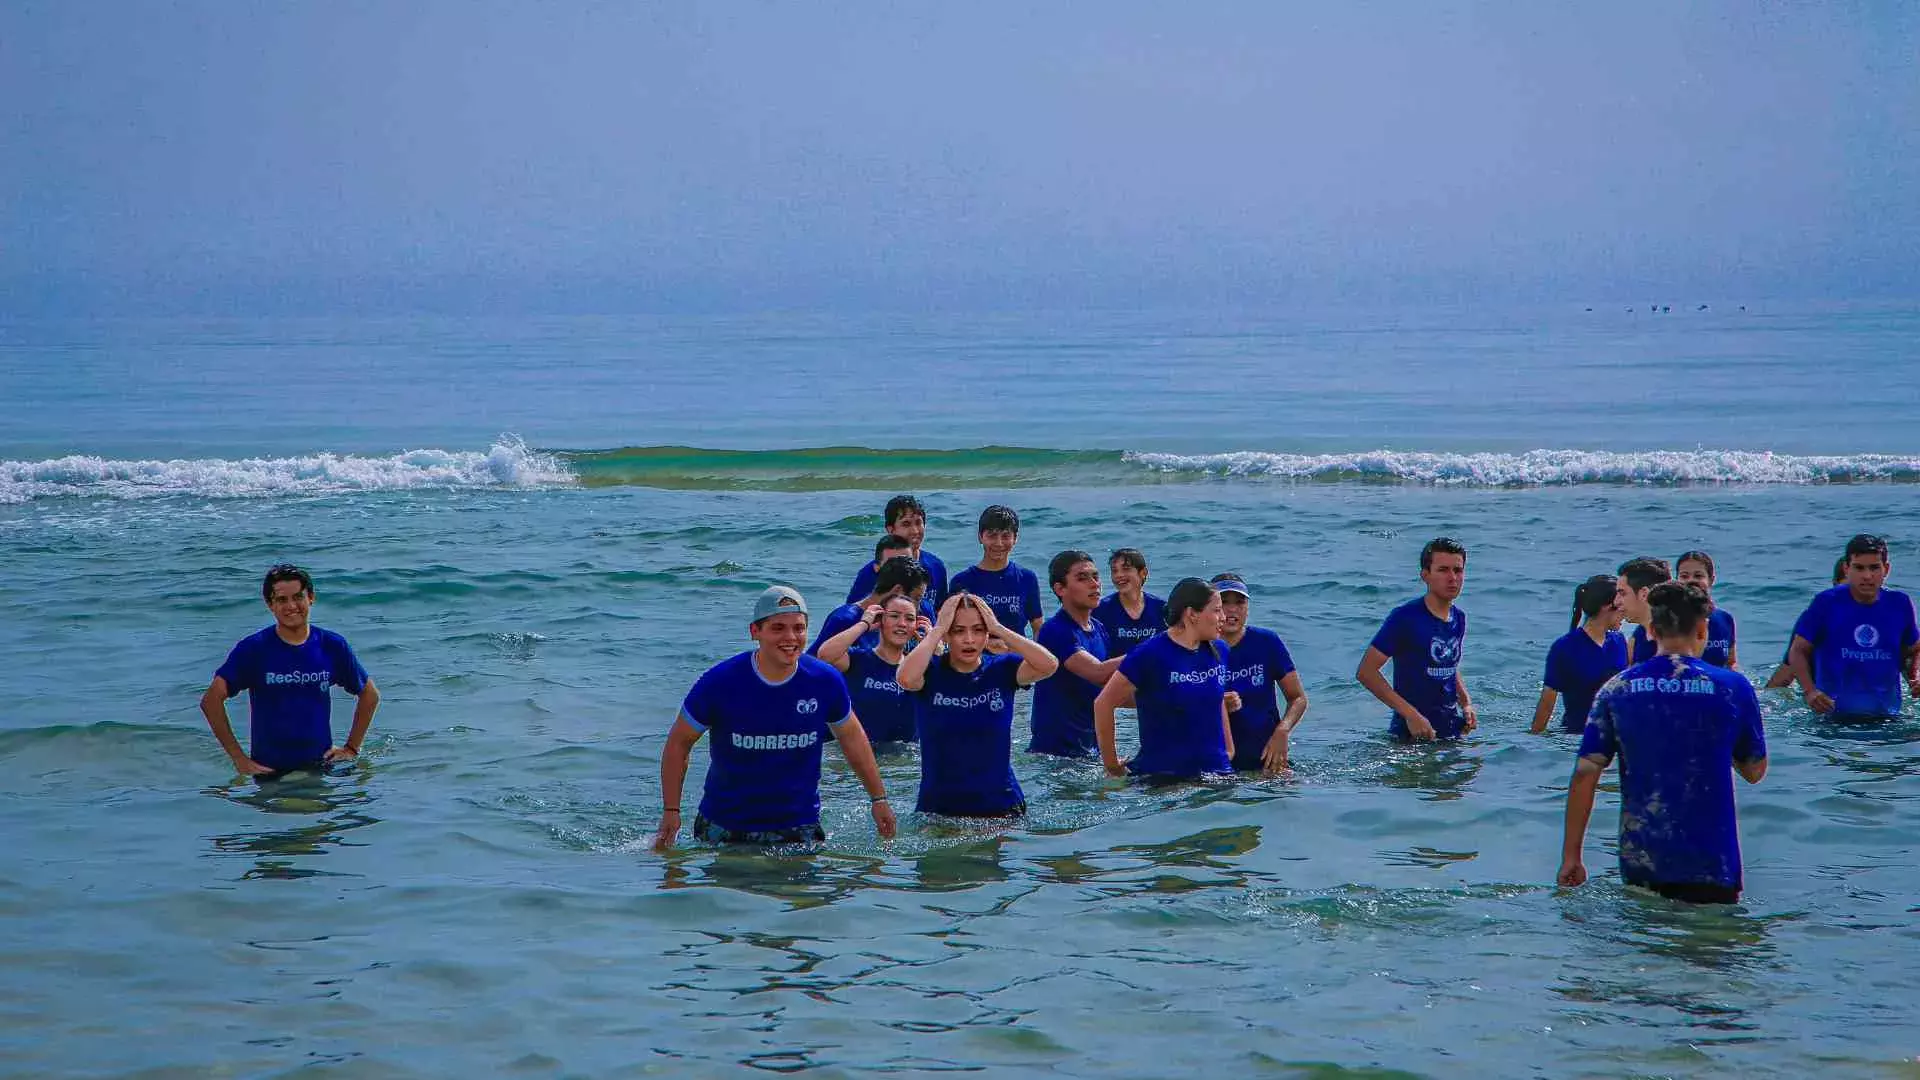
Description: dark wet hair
xmin=1647 ymin=582 xmax=1713 ymax=639
xmin=1571 ymin=574 xmax=1617 ymax=631
xmin=884 ymin=495 xmax=926 ymax=527
xmin=1833 ymin=556 xmax=1848 ymax=584
xmin=978 ymin=505 xmax=1020 ymax=535
xmin=1845 ymin=534 xmax=1890 ymax=565
xmin=1674 ymin=550 xmax=1716 ymax=581
xmin=1617 ymin=556 xmax=1671 ymax=593
xmin=262 ymin=563 xmax=313 ymax=602
xmin=1109 ymin=547 xmax=1148 ymax=573
xmin=1420 ymin=537 xmax=1467 ymax=570
xmin=874 ymin=534 xmax=912 ymax=562
xmin=1048 ymin=549 xmax=1096 ymax=588
xmin=1164 ymin=577 xmax=1217 ymax=628
xmin=873 ymin=556 xmax=930 ymax=598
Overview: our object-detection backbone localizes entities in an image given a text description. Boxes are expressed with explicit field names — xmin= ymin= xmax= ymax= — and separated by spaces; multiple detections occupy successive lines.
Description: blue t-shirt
xmin=215 ymin=626 xmax=369 ymax=770
xmin=843 ymin=647 xmax=916 ymax=744
xmin=680 ymin=652 xmax=852 ymax=832
xmin=1543 ymin=628 xmax=1629 ymax=734
xmin=1093 ymin=592 xmax=1166 ymax=657
xmin=846 ymin=549 xmax=949 ymax=610
xmin=1030 ymin=609 xmax=1109 ymax=757
xmin=913 ymin=653 xmax=1026 ymax=816
xmin=1701 ymin=608 xmax=1737 ymax=668
xmin=948 ymin=562 xmax=1044 ymax=633
xmin=1368 ymin=598 xmax=1468 ymax=739
xmin=1117 ymin=633 xmax=1231 ymax=778
xmin=1626 ymin=623 xmax=1655 ymax=665
xmin=1578 ymin=655 xmax=1768 ymax=889
xmin=1791 ymin=586 xmax=1919 ymax=719
xmin=808 ymin=602 xmax=879 ymax=656
xmin=1222 ymin=626 xmax=1298 ymax=770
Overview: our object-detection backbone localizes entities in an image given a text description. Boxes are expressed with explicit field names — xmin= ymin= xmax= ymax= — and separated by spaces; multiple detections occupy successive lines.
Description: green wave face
xmin=557 ymin=445 xmax=1136 ymax=492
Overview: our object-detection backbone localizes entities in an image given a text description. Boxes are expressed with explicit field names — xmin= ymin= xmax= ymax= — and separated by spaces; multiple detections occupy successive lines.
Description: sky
xmin=3 ymin=2 xmax=1916 ymax=314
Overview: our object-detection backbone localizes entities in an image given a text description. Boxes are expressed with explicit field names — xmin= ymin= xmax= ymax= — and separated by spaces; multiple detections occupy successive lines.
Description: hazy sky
xmin=4 ymin=2 xmax=1916 ymax=313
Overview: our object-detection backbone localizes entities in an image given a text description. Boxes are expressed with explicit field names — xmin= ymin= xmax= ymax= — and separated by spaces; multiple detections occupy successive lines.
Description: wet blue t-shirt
xmin=1701 ymin=608 xmax=1737 ymax=668
xmin=1368 ymin=598 xmax=1468 ymax=739
xmin=1791 ymin=586 xmax=1919 ymax=718
xmin=948 ymin=563 xmax=1044 ymax=633
xmin=681 ymin=652 xmax=851 ymax=832
xmin=1221 ymin=626 xmax=1298 ymax=770
xmin=1579 ymin=655 xmax=1767 ymax=889
xmin=808 ymin=602 xmax=879 ymax=656
xmin=1118 ymin=633 xmax=1231 ymax=777
xmin=846 ymin=549 xmax=949 ymax=610
xmin=842 ymin=647 xmax=916 ymax=744
xmin=1030 ymin=610 xmax=1109 ymax=757
xmin=1626 ymin=623 xmax=1655 ymax=665
xmin=1093 ymin=592 xmax=1166 ymax=658
xmin=215 ymin=626 xmax=369 ymax=770
xmin=914 ymin=653 xmax=1026 ymax=816
xmin=1543 ymin=628 xmax=1629 ymax=733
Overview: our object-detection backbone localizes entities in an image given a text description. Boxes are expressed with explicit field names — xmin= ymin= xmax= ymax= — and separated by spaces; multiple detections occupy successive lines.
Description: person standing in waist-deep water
xmin=1786 ymin=534 xmax=1920 ymax=721
xmin=846 ymin=495 xmax=949 ymax=610
xmin=1093 ymin=548 xmax=1166 ymax=658
xmin=1094 ymin=577 xmax=1234 ymax=780
xmin=897 ymin=592 xmax=1057 ymax=818
xmin=1211 ymin=573 xmax=1308 ymax=772
xmin=814 ymin=592 xmax=930 ymax=747
xmin=947 ymin=505 xmax=1045 ymax=648
xmin=1030 ymin=550 xmax=1125 ymax=758
xmin=1559 ymin=582 xmax=1769 ymax=904
xmin=1357 ymin=538 xmax=1477 ymax=741
xmin=653 ymin=586 xmax=896 ymax=849
xmin=1765 ymin=556 xmax=1848 ymax=691
xmin=1531 ymin=574 xmax=1629 ymax=735
xmin=1675 ymin=550 xmax=1739 ymax=668
xmin=810 ymin=555 xmax=930 ymax=656
xmin=200 ymin=564 xmax=381 ymax=781
xmin=1617 ymin=556 xmax=1673 ymax=665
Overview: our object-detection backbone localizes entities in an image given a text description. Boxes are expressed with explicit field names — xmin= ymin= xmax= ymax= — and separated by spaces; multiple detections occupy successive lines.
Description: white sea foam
xmin=1123 ymin=448 xmax=1920 ymax=486
xmin=0 ymin=437 xmax=574 ymax=503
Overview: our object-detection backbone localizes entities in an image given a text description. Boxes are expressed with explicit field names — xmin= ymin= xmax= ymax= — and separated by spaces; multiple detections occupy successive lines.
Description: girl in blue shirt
xmin=1530 ymin=574 xmax=1628 ymax=735
xmin=1675 ymin=550 xmax=1739 ymax=669
xmin=1094 ymin=577 xmax=1234 ymax=780
xmin=1211 ymin=572 xmax=1308 ymax=772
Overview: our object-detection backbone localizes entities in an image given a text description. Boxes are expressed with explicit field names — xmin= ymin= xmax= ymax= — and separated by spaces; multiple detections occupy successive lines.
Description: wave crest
xmin=0 ymin=437 xmax=573 ymax=503
xmin=1123 ymin=448 xmax=1920 ymax=486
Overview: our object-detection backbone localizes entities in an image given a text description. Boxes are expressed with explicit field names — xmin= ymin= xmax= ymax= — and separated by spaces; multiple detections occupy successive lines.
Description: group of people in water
xmin=199 ymin=494 xmax=1920 ymax=905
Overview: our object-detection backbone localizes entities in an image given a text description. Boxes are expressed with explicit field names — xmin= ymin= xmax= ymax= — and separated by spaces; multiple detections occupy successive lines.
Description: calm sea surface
xmin=2 ymin=305 xmax=1918 ymax=1077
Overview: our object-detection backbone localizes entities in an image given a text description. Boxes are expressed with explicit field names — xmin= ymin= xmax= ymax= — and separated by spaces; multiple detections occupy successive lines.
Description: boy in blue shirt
xmin=1357 ymin=538 xmax=1477 ymax=741
xmin=947 ymin=505 xmax=1044 ymax=646
xmin=810 ymin=556 xmax=930 ymax=655
xmin=652 ymin=586 xmax=898 ymax=848
xmin=200 ymin=564 xmax=381 ymax=781
xmin=1559 ymin=582 xmax=1768 ymax=904
xmin=1031 ymin=549 xmax=1124 ymax=757
xmin=1786 ymin=534 xmax=1920 ymax=720
xmin=1617 ymin=556 xmax=1673 ymax=665
xmin=846 ymin=495 xmax=949 ymax=609
xmin=1093 ymin=548 xmax=1166 ymax=658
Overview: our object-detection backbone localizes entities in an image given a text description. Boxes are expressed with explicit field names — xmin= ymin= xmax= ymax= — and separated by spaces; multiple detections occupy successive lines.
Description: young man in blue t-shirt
xmin=1786 ymin=534 xmax=1920 ymax=720
xmin=200 ymin=564 xmax=381 ymax=780
xmin=653 ymin=586 xmax=898 ymax=848
xmin=1559 ymin=583 xmax=1768 ymax=904
xmin=1093 ymin=548 xmax=1166 ymax=658
xmin=947 ymin=504 xmax=1044 ymax=647
xmin=1031 ymin=549 xmax=1124 ymax=757
xmin=1356 ymin=538 xmax=1477 ymax=741
xmin=846 ymin=495 xmax=949 ymax=609
xmin=810 ymin=555 xmax=931 ymax=656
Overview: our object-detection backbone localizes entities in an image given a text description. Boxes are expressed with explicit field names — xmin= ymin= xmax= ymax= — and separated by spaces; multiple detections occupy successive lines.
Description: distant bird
xmin=1584 ymin=307 xmax=1594 ymax=312
xmin=1698 ymin=304 xmax=1708 ymax=311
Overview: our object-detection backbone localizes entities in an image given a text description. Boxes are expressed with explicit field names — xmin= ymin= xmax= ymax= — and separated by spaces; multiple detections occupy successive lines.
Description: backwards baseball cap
xmin=751 ymin=585 xmax=809 ymax=623
xmin=1210 ymin=574 xmax=1250 ymax=597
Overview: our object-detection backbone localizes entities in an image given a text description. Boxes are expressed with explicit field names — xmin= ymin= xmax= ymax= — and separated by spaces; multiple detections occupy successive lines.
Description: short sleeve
xmin=1576 ymin=684 xmax=1619 ymax=761
xmin=1728 ymin=679 xmax=1767 ymax=763
xmin=846 ymin=562 xmax=876 ymax=605
xmin=1368 ymin=609 xmax=1403 ymax=658
xmin=214 ymin=638 xmax=257 ymax=695
xmin=679 ymin=666 xmax=723 ymax=733
xmin=324 ymin=634 xmax=369 ymax=694
xmin=1266 ymin=633 xmax=1296 ymax=680
xmin=1901 ymin=595 xmax=1919 ymax=650
xmin=1542 ymin=637 xmax=1570 ymax=692
xmin=1021 ymin=570 xmax=1044 ymax=623
xmin=1117 ymin=639 xmax=1157 ymax=688
xmin=820 ymin=671 xmax=853 ymax=728
xmin=1724 ymin=610 xmax=1738 ymax=646
xmin=1790 ymin=594 xmax=1824 ymax=646
xmin=988 ymin=652 xmax=1025 ymax=693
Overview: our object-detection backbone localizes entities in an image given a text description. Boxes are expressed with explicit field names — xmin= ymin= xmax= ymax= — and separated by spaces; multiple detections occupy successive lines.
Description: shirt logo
xmin=1854 ymin=624 xmax=1880 ymax=649
xmin=263 ymin=670 xmax=330 ymax=688
xmin=731 ymin=731 xmax=819 ymax=750
xmin=1430 ymin=637 xmax=1460 ymax=663
xmin=931 ymin=689 xmax=1005 ymax=711
xmin=1168 ymin=665 xmax=1227 ymax=686
xmin=795 ymin=698 xmax=820 ymax=715
xmin=1228 ymin=663 xmax=1266 ymax=686
xmin=861 ymin=676 xmax=902 ymax=695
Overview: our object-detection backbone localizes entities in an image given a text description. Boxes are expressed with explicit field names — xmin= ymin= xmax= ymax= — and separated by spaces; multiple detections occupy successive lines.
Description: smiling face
xmin=1109 ymin=559 xmax=1144 ymax=596
xmin=878 ymin=594 xmax=918 ymax=648
xmin=265 ymin=578 xmax=313 ymax=634
xmin=1676 ymin=558 xmax=1715 ymax=595
xmin=980 ymin=528 xmax=1017 ymax=564
xmin=750 ymin=612 xmax=809 ymax=671
xmin=888 ymin=511 xmax=926 ymax=554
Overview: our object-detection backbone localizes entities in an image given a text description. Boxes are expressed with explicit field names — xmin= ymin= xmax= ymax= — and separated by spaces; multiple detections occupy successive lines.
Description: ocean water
xmin=2 ymin=305 xmax=1918 ymax=1078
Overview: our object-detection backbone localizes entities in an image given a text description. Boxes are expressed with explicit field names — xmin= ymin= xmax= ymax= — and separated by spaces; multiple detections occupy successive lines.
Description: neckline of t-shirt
xmin=750 ymin=653 xmax=801 ymax=688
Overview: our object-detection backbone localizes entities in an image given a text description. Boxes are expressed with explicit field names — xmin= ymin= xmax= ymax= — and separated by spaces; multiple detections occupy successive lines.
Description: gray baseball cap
xmin=751 ymin=585 xmax=809 ymax=623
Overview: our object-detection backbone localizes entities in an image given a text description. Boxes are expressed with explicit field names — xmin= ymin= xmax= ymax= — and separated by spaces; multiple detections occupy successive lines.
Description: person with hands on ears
xmin=1211 ymin=573 xmax=1308 ymax=773
xmin=815 ymin=592 xmax=924 ymax=746
xmin=653 ymin=586 xmax=896 ymax=851
xmin=896 ymin=592 xmax=1057 ymax=817
xmin=1357 ymin=538 xmax=1476 ymax=742
xmin=1094 ymin=577 xmax=1235 ymax=780
xmin=200 ymin=564 xmax=380 ymax=782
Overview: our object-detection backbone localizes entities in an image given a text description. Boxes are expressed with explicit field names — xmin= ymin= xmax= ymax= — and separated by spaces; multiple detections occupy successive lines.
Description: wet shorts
xmin=692 ymin=815 xmax=826 ymax=846
xmin=1626 ymin=876 xmax=1741 ymax=905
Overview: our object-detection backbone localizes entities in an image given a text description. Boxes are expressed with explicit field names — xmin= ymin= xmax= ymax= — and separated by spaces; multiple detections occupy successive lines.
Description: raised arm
xmin=897 ymin=593 xmax=962 ymax=691
xmin=816 ymin=604 xmax=882 ymax=672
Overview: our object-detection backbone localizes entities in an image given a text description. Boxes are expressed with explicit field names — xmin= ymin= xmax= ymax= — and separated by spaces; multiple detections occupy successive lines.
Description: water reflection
xmin=1031 ymin=826 xmax=1264 ymax=896
xmin=203 ymin=768 xmax=380 ymax=881
xmin=659 ymin=849 xmax=889 ymax=910
xmin=1376 ymin=742 xmax=1485 ymax=801
xmin=912 ymin=836 xmax=1012 ymax=892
